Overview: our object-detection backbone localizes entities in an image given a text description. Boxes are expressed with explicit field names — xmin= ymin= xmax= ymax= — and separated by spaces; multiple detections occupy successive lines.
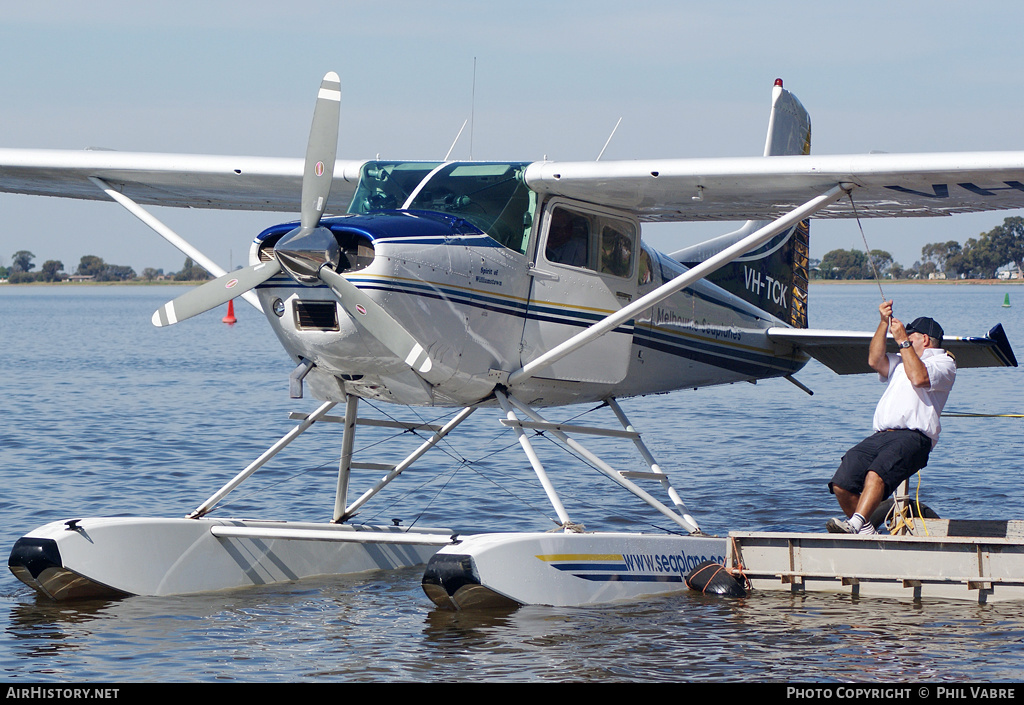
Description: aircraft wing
xmin=766 ymin=324 xmax=1018 ymax=375
xmin=0 ymin=148 xmax=367 ymax=212
xmin=4 ymin=148 xmax=1024 ymax=221
xmin=524 ymin=152 xmax=1024 ymax=222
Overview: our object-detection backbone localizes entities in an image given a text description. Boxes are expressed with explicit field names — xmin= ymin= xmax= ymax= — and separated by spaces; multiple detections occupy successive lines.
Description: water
xmin=1 ymin=283 xmax=1022 ymax=682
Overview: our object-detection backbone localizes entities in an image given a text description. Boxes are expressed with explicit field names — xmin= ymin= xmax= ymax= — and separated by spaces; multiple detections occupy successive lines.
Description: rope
xmin=848 ymin=192 xmax=886 ymax=301
xmin=727 ymin=536 xmax=750 ymax=587
xmin=688 ymin=561 xmax=750 ymax=594
xmin=914 ymin=475 xmax=930 ymax=536
xmin=547 ymin=521 xmax=586 ymax=533
xmin=697 ymin=564 xmax=729 ymax=595
xmin=886 ymin=473 xmax=930 ymax=537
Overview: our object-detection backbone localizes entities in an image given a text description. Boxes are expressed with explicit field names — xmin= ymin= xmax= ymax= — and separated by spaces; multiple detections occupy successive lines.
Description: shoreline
xmin=0 ymin=279 xmax=211 ymax=286
xmin=811 ymin=278 xmax=1023 ymax=286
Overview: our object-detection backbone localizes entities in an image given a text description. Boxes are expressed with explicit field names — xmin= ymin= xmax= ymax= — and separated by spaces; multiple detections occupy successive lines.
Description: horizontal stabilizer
xmin=767 ymin=323 xmax=1017 ymax=375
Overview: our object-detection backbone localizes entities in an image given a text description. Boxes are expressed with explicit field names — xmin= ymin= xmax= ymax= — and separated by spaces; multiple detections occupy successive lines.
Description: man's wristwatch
xmin=899 ymin=340 xmax=912 ymax=349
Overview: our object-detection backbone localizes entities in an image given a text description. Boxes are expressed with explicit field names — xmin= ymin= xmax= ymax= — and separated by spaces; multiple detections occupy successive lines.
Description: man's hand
xmin=889 ymin=315 xmax=909 ymax=346
xmin=879 ymin=299 xmax=893 ymax=324
xmin=869 ymin=300 xmax=894 ymax=376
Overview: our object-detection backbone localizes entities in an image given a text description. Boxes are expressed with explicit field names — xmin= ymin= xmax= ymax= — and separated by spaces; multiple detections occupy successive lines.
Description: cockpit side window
xmin=599 ymin=223 xmax=634 ymax=278
xmin=545 ymin=207 xmax=590 ymax=268
xmin=541 ymin=204 xmax=637 ymax=279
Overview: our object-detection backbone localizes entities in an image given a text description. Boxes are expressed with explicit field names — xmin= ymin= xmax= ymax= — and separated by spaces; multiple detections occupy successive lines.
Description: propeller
xmin=318 ymin=267 xmax=446 ymax=385
xmin=152 ymin=70 xmax=342 ymax=327
xmin=152 ymin=260 xmax=280 ymax=327
xmin=151 ymin=72 xmax=443 ymax=384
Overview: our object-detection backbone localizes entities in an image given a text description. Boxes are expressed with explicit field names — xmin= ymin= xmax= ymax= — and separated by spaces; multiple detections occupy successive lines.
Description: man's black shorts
xmin=829 ymin=429 xmax=932 ymax=498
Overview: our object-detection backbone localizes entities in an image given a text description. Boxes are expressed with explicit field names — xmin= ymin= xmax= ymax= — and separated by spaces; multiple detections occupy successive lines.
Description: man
xmin=545 ymin=209 xmax=588 ymax=268
xmin=827 ymin=300 xmax=956 ymax=534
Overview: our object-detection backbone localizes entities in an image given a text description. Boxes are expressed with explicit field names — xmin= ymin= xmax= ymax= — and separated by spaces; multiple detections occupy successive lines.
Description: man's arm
xmin=889 ymin=315 xmax=931 ymax=387
xmin=868 ymin=300 xmax=893 ymax=376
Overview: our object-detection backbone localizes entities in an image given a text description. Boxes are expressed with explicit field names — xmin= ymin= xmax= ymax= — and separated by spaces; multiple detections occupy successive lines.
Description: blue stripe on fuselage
xmin=260 ymin=273 xmax=795 ymax=377
xmin=633 ymin=325 xmax=801 ymax=377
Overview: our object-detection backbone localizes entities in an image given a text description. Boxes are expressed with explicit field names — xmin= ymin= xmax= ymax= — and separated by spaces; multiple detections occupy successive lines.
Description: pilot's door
xmin=521 ymin=201 xmax=639 ymax=383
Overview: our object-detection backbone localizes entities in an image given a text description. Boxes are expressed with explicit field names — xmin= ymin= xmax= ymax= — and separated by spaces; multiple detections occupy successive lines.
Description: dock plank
xmin=727 ymin=528 xmax=1024 ymax=604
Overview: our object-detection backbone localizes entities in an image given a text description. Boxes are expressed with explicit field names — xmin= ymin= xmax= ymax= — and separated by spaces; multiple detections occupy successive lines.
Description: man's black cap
xmin=906 ymin=316 xmax=944 ymax=343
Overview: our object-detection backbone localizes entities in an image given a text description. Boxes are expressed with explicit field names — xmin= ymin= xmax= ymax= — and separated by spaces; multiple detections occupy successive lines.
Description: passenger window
xmin=638 ymin=247 xmax=654 ymax=285
xmin=600 ymin=223 xmax=634 ymax=278
xmin=545 ymin=208 xmax=590 ymax=268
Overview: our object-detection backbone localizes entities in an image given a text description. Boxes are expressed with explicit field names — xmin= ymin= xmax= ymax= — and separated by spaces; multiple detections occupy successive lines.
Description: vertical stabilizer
xmin=763 ymin=78 xmax=812 ymax=157
xmin=671 ymin=79 xmax=811 ymax=328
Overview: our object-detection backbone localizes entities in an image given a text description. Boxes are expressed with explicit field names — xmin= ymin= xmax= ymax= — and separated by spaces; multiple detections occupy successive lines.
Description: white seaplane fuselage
xmin=256 ymin=160 xmax=806 ymax=410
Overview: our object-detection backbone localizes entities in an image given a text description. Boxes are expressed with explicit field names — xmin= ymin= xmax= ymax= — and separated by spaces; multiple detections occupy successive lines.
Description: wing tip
xmin=988 ymin=323 xmax=1018 ymax=367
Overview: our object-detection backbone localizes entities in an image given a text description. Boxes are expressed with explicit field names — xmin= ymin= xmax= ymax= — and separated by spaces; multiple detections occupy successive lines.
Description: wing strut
xmin=188 ymin=400 xmax=339 ymax=519
xmin=88 ymin=176 xmax=263 ymax=312
xmin=506 ymin=183 xmax=850 ymax=386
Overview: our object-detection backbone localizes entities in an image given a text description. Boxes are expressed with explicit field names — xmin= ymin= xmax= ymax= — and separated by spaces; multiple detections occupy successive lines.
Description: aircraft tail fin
xmin=671 ymin=79 xmax=811 ymax=328
xmin=761 ymin=78 xmax=812 ymax=159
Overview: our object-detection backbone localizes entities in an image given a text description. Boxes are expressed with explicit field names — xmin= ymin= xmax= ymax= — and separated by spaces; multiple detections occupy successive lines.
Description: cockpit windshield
xmin=348 ymin=161 xmax=441 ymax=214
xmin=348 ymin=161 xmax=536 ymax=255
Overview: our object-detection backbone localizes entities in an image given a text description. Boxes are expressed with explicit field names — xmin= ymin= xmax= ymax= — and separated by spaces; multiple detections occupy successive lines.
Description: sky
xmin=3 ymin=1 xmax=1024 ymax=275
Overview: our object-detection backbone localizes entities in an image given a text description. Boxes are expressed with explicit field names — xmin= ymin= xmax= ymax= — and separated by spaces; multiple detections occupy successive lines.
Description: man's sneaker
xmin=826 ymin=517 xmax=855 ymax=534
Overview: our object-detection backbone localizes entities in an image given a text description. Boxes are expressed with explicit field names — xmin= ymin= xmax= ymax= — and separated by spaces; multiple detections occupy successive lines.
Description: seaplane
xmin=3 ymin=74 xmax=1018 ymax=609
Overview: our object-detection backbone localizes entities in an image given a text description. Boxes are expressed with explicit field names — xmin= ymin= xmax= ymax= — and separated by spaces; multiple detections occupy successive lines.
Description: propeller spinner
xmin=151 ymin=72 xmax=442 ymax=384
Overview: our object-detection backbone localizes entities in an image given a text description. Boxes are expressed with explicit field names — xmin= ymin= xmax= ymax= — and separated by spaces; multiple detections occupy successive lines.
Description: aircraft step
xmin=288 ymin=411 xmax=444 ymax=433
xmin=618 ymin=470 xmax=672 ymax=481
xmin=498 ymin=418 xmax=639 ymax=439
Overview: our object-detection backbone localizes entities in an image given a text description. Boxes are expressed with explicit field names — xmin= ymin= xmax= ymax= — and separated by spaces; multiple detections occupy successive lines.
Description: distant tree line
xmin=813 ymin=216 xmax=1024 ymax=280
xmin=1 ymin=252 xmax=212 ymax=283
xmin=8 ymin=215 xmax=1024 ymax=284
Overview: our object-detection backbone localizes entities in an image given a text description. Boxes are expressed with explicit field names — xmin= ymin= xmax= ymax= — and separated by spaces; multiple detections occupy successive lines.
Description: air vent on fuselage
xmin=294 ymin=301 xmax=340 ymax=331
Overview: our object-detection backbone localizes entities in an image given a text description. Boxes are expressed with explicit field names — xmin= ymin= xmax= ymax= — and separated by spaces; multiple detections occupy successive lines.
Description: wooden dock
xmin=727 ymin=520 xmax=1024 ymax=603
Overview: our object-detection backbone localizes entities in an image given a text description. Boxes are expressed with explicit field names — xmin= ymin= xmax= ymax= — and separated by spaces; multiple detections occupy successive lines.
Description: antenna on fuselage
xmin=445 ymin=119 xmax=469 ymax=161
xmin=596 ymin=117 xmax=623 ymax=161
xmin=470 ymin=57 xmax=477 ymax=160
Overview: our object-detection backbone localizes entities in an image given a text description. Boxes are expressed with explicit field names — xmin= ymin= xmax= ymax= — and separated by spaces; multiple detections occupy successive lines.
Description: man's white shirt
xmin=872 ymin=348 xmax=957 ymax=447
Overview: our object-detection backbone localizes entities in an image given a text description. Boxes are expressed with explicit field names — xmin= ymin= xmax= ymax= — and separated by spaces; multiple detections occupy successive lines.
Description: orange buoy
xmin=222 ymin=299 xmax=237 ymax=325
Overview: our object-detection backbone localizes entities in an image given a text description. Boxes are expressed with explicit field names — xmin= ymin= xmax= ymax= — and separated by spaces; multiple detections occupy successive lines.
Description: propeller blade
xmin=300 ymin=71 xmax=341 ymax=231
xmin=152 ymin=261 xmax=281 ymax=327
xmin=318 ymin=267 xmax=445 ymax=385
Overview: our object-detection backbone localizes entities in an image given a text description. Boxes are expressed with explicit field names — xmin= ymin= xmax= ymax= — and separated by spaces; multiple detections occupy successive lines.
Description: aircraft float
xmin=3 ymin=74 xmax=1017 ymax=608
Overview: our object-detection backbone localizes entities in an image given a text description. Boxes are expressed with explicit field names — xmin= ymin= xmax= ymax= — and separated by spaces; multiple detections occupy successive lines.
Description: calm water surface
xmin=1 ymin=283 xmax=1022 ymax=682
